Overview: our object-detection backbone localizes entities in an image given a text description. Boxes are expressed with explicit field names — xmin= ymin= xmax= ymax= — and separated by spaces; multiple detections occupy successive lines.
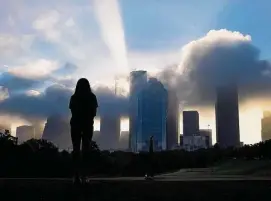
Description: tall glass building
xmin=137 ymin=78 xmax=168 ymax=151
xmin=215 ymin=85 xmax=240 ymax=148
xmin=129 ymin=70 xmax=148 ymax=152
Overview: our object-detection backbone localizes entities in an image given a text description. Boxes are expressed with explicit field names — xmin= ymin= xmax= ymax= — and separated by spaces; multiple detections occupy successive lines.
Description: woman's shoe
xmin=81 ymin=176 xmax=89 ymax=185
xmin=73 ymin=175 xmax=81 ymax=185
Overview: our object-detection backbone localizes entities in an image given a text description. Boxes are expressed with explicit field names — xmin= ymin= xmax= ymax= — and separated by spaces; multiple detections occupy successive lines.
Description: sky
xmin=1 ymin=0 xmax=271 ymax=144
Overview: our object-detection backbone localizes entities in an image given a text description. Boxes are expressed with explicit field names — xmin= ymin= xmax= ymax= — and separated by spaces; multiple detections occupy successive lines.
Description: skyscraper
xmin=42 ymin=115 xmax=71 ymax=149
xmin=166 ymin=89 xmax=179 ymax=150
xmin=183 ymin=111 xmax=199 ymax=136
xmin=16 ymin=125 xmax=35 ymax=144
xmin=261 ymin=111 xmax=271 ymax=142
xmin=129 ymin=70 xmax=148 ymax=152
xmin=93 ymin=130 xmax=102 ymax=149
xmin=100 ymin=115 xmax=120 ymax=150
xmin=137 ymin=78 xmax=168 ymax=151
xmin=119 ymin=131 xmax=129 ymax=151
xmin=215 ymin=85 xmax=240 ymax=148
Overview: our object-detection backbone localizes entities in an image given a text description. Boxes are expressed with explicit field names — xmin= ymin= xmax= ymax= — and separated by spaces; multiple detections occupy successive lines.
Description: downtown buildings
xmin=215 ymin=85 xmax=240 ymax=148
xmin=181 ymin=111 xmax=212 ymax=151
xmin=100 ymin=115 xmax=121 ymax=150
xmin=137 ymin=78 xmax=168 ymax=151
xmin=129 ymin=70 xmax=148 ymax=152
xmin=16 ymin=125 xmax=35 ymax=144
xmin=129 ymin=70 xmax=176 ymax=152
xmin=166 ymin=89 xmax=179 ymax=150
xmin=42 ymin=115 xmax=71 ymax=149
xmin=183 ymin=111 xmax=199 ymax=136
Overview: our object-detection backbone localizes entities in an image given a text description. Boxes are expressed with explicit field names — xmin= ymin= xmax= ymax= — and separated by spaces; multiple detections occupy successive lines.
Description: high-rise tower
xmin=137 ymin=78 xmax=168 ymax=151
xmin=215 ymin=85 xmax=240 ymax=148
xmin=166 ymin=89 xmax=179 ymax=150
xmin=129 ymin=70 xmax=148 ymax=152
xmin=183 ymin=111 xmax=199 ymax=136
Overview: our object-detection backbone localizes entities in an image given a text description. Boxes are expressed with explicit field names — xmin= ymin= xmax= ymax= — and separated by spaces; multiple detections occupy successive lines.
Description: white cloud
xmin=0 ymin=86 xmax=9 ymax=102
xmin=33 ymin=10 xmax=61 ymax=41
xmin=128 ymin=50 xmax=181 ymax=72
xmin=0 ymin=34 xmax=34 ymax=61
xmin=7 ymin=16 xmax=15 ymax=27
xmin=25 ymin=90 xmax=41 ymax=96
xmin=0 ymin=35 xmax=22 ymax=57
xmin=8 ymin=59 xmax=59 ymax=79
xmin=178 ymin=29 xmax=252 ymax=74
xmin=65 ymin=17 xmax=75 ymax=27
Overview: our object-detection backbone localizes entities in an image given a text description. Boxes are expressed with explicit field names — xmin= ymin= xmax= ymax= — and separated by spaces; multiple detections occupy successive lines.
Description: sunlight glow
xmin=121 ymin=117 xmax=129 ymax=132
xmin=94 ymin=117 xmax=100 ymax=131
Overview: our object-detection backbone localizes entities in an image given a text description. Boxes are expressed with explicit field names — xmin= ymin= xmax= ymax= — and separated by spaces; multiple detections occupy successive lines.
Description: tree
xmin=21 ymin=139 xmax=58 ymax=152
xmin=0 ymin=130 xmax=17 ymax=149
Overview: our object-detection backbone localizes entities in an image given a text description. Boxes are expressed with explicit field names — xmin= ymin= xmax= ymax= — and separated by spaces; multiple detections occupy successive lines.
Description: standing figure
xmin=69 ymin=78 xmax=98 ymax=184
xmin=145 ymin=135 xmax=154 ymax=180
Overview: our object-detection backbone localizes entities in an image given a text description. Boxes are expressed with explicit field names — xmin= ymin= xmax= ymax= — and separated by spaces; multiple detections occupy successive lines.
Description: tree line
xmin=1 ymin=130 xmax=271 ymax=178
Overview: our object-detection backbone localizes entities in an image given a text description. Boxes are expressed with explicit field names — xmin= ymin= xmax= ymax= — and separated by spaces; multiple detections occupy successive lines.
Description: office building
xmin=129 ymin=70 xmax=148 ymax=152
xmin=42 ymin=115 xmax=71 ymax=149
xmin=166 ymin=89 xmax=179 ymax=150
xmin=261 ymin=111 xmax=271 ymax=142
xmin=119 ymin=131 xmax=129 ymax=151
xmin=93 ymin=130 xmax=100 ymax=142
xmin=100 ymin=115 xmax=120 ymax=150
xmin=182 ymin=135 xmax=209 ymax=151
xmin=215 ymin=85 xmax=240 ymax=148
xmin=137 ymin=78 xmax=168 ymax=151
xmin=180 ymin=135 xmax=184 ymax=146
xmin=16 ymin=125 xmax=35 ymax=144
xmin=92 ymin=130 xmax=102 ymax=149
xmin=199 ymin=129 xmax=212 ymax=147
xmin=183 ymin=111 xmax=199 ymax=136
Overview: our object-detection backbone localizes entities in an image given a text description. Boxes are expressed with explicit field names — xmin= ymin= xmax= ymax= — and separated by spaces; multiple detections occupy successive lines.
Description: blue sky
xmin=0 ymin=0 xmax=271 ymax=143
xmin=1 ymin=0 xmax=270 ymax=85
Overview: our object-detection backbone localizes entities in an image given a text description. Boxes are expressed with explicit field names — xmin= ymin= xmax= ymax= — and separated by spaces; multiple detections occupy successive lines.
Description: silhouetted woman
xmin=145 ymin=135 xmax=154 ymax=180
xmin=69 ymin=78 xmax=98 ymax=184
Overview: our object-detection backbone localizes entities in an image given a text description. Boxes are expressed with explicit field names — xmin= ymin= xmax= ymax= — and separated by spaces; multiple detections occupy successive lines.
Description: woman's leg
xmin=71 ymin=125 xmax=82 ymax=180
xmin=81 ymin=121 xmax=94 ymax=178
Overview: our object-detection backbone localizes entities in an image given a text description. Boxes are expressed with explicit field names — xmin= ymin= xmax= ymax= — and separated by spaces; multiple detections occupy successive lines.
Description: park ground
xmin=1 ymin=160 xmax=271 ymax=201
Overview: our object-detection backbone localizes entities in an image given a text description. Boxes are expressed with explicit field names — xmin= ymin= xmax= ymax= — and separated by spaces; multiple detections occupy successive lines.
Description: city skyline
xmin=1 ymin=1 xmax=271 ymax=144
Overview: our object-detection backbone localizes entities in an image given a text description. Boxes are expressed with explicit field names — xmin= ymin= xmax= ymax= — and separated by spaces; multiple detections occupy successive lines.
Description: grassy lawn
xmin=1 ymin=179 xmax=271 ymax=201
xmin=212 ymin=159 xmax=271 ymax=175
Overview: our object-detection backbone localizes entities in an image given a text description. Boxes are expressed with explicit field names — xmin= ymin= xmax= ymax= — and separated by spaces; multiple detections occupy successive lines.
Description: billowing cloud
xmin=0 ymin=72 xmax=43 ymax=93
xmin=1 ymin=29 xmax=271 ymax=121
xmin=33 ymin=10 xmax=61 ymax=42
xmin=8 ymin=59 xmax=59 ymax=79
xmin=160 ymin=29 xmax=271 ymax=107
xmin=0 ymin=84 xmax=71 ymax=118
xmin=95 ymin=86 xmax=129 ymax=117
xmin=0 ymin=61 xmax=77 ymax=95
xmin=0 ymin=34 xmax=34 ymax=60
xmin=0 ymin=82 xmax=129 ymax=120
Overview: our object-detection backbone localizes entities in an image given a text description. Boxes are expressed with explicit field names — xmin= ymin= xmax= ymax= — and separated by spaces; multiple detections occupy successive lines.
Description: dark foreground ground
xmin=1 ymin=178 xmax=271 ymax=201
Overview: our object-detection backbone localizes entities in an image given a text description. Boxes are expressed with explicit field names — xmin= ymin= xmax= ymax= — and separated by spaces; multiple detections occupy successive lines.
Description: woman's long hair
xmin=74 ymin=78 xmax=92 ymax=96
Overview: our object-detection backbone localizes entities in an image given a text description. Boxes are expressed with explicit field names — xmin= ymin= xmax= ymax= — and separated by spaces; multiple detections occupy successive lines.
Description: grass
xmin=1 ymin=179 xmax=271 ymax=201
xmin=212 ymin=159 xmax=271 ymax=175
